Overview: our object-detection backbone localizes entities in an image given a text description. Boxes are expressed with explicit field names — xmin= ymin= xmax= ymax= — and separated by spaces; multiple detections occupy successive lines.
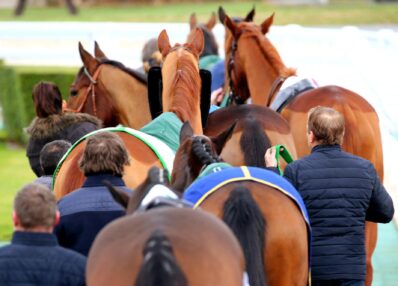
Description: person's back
xmin=26 ymin=81 xmax=101 ymax=177
xmin=0 ymin=183 xmax=86 ymax=286
xmin=54 ymin=131 xmax=132 ymax=256
xmin=265 ymin=106 xmax=394 ymax=285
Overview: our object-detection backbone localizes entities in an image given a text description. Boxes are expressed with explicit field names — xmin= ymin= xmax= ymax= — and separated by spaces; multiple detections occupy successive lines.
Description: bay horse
xmin=204 ymin=105 xmax=297 ymax=169
xmin=86 ymin=167 xmax=246 ymax=286
xmin=187 ymin=12 xmax=220 ymax=70
xmin=172 ymin=122 xmax=309 ymax=286
xmin=53 ymin=28 xmax=206 ymax=199
xmin=67 ymin=42 xmax=151 ymax=128
xmin=222 ymin=11 xmax=383 ymax=285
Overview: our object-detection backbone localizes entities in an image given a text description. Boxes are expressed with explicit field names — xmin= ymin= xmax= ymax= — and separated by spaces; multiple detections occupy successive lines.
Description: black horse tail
xmin=223 ymin=186 xmax=266 ymax=286
xmin=135 ymin=230 xmax=187 ymax=286
xmin=240 ymin=117 xmax=271 ymax=168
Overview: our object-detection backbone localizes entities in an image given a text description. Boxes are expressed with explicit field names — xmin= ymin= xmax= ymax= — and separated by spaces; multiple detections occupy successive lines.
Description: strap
xmin=274 ymin=144 xmax=294 ymax=175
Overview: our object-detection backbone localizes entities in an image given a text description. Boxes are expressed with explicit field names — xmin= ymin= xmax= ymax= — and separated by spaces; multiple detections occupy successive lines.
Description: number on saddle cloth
xmin=147 ymin=66 xmax=211 ymax=128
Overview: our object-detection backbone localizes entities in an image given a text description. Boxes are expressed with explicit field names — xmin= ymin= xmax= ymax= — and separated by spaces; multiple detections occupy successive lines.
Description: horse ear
xmin=158 ymin=29 xmax=172 ymax=58
xmin=189 ymin=13 xmax=197 ymax=30
xmin=245 ymin=6 xmax=255 ymax=22
xmin=79 ymin=42 xmax=99 ymax=74
xmin=180 ymin=121 xmax=194 ymax=144
xmin=218 ymin=6 xmax=227 ymax=25
xmin=188 ymin=28 xmax=204 ymax=57
xmin=94 ymin=41 xmax=107 ymax=60
xmin=211 ymin=121 xmax=236 ymax=154
xmin=261 ymin=13 xmax=275 ymax=35
xmin=103 ymin=180 xmax=130 ymax=210
xmin=206 ymin=12 xmax=217 ymax=30
xmin=224 ymin=15 xmax=238 ymax=38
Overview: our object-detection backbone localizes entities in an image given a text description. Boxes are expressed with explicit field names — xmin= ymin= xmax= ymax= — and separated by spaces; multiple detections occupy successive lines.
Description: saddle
xmin=141 ymin=197 xmax=193 ymax=212
xmin=147 ymin=66 xmax=211 ymax=128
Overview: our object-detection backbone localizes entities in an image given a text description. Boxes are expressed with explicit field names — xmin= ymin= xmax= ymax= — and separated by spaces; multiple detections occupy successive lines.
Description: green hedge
xmin=0 ymin=65 xmax=77 ymax=143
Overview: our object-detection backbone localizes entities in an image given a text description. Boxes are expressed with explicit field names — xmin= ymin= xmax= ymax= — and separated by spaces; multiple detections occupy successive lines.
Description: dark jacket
xmin=54 ymin=174 xmax=132 ymax=256
xmin=0 ymin=231 xmax=86 ymax=286
xmin=284 ymin=144 xmax=394 ymax=281
xmin=26 ymin=112 xmax=102 ymax=177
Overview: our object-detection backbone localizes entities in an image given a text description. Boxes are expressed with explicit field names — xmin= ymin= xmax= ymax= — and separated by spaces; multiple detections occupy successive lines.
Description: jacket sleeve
xmin=283 ymin=163 xmax=297 ymax=188
xmin=366 ymin=165 xmax=395 ymax=223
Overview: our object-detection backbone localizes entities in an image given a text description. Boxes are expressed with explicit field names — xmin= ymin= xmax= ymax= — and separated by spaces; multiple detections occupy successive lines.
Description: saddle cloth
xmin=270 ymin=77 xmax=319 ymax=113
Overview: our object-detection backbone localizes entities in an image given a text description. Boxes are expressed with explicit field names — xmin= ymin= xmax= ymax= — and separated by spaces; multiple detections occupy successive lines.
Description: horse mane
xmin=243 ymin=26 xmax=296 ymax=78
xmin=99 ymin=59 xmax=148 ymax=84
xmin=239 ymin=117 xmax=271 ymax=168
xmin=167 ymin=50 xmax=201 ymax=121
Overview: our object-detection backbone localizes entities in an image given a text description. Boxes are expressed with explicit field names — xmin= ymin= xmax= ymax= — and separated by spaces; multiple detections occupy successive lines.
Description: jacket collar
xmin=82 ymin=173 xmax=126 ymax=188
xmin=311 ymin=144 xmax=341 ymax=153
xmin=12 ymin=231 xmax=58 ymax=247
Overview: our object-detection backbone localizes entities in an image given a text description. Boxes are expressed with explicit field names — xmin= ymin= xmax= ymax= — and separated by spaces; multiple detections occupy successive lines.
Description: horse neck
xmin=162 ymin=53 xmax=203 ymax=135
xmin=238 ymin=36 xmax=291 ymax=106
xmin=100 ymin=65 xmax=151 ymax=129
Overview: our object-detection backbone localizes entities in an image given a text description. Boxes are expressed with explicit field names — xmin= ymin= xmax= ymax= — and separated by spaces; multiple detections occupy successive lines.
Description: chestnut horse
xmin=87 ymin=167 xmax=246 ymax=286
xmin=172 ymin=122 xmax=310 ymax=286
xmin=53 ymin=28 xmax=205 ymax=199
xmin=67 ymin=42 xmax=151 ymax=128
xmin=222 ymin=11 xmax=383 ymax=285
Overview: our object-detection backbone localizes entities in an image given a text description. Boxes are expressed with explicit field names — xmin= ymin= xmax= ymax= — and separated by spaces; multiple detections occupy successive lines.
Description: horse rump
xmin=223 ymin=186 xmax=266 ymax=286
xmin=135 ymin=229 xmax=187 ymax=286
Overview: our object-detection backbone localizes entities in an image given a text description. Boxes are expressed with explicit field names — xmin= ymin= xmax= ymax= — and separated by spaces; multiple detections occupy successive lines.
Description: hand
xmin=211 ymin=87 xmax=224 ymax=105
xmin=264 ymin=146 xmax=278 ymax=168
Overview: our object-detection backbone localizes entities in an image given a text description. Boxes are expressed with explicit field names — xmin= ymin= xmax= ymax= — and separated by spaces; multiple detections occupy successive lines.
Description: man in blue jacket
xmin=0 ymin=183 xmax=86 ymax=285
xmin=265 ymin=106 xmax=394 ymax=286
xmin=54 ymin=131 xmax=132 ymax=256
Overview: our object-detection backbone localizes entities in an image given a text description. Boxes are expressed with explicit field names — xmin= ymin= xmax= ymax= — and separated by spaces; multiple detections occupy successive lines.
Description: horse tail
xmin=240 ymin=117 xmax=271 ymax=168
xmin=135 ymin=230 xmax=187 ymax=286
xmin=223 ymin=186 xmax=266 ymax=286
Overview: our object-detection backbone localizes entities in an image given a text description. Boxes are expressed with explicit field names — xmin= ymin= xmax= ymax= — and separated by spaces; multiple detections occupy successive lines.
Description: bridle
xmin=65 ymin=64 xmax=104 ymax=115
xmin=227 ymin=33 xmax=289 ymax=106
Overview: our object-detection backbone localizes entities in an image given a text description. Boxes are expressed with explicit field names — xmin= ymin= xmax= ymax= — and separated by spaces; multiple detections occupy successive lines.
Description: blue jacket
xmin=0 ymin=232 xmax=86 ymax=285
xmin=284 ymin=144 xmax=394 ymax=281
xmin=54 ymin=174 xmax=132 ymax=256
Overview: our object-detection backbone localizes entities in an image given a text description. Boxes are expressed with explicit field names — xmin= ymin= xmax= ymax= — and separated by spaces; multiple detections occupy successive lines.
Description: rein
xmin=227 ymin=39 xmax=245 ymax=105
xmin=65 ymin=65 xmax=103 ymax=115
xmin=266 ymin=75 xmax=287 ymax=107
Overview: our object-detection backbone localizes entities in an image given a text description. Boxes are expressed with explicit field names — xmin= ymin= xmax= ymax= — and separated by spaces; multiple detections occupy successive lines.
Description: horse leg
xmin=14 ymin=0 xmax=27 ymax=16
xmin=65 ymin=0 xmax=78 ymax=14
xmin=365 ymin=222 xmax=377 ymax=286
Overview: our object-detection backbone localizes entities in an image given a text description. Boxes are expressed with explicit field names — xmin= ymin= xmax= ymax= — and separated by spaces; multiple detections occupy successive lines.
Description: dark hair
xmin=79 ymin=131 xmax=130 ymax=176
xmin=40 ymin=140 xmax=72 ymax=175
xmin=14 ymin=183 xmax=57 ymax=229
xmin=307 ymin=106 xmax=345 ymax=145
xmin=32 ymin=81 xmax=63 ymax=118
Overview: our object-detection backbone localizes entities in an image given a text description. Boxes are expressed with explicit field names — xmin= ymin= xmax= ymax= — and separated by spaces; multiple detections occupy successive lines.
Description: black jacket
xmin=25 ymin=112 xmax=102 ymax=177
xmin=284 ymin=144 xmax=394 ymax=281
xmin=0 ymin=231 xmax=86 ymax=285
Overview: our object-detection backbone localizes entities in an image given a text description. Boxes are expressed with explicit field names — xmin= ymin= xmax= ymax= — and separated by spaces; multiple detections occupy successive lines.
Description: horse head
xmin=105 ymin=166 xmax=180 ymax=215
xmin=158 ymin=28 xmax=204 ymax=134
xmin=171 ymin=121 xmax=235 ymax=194
xmin=67 ymin=42 xmax=150 ymax=128
xmin=188 ymin=12 xmax=219 ymax=58
xmin=141 ymin=38 xmax=163 ymax=73
xmin=222 ymin=12 xmax=296 ymax=105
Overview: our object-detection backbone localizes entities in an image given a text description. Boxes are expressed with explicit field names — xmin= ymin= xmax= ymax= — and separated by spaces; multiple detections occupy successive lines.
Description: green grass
xmin=0 ymin=1 xmax=397 ymax=25
xmin=0 ymin=142 xmax=36 ymax=241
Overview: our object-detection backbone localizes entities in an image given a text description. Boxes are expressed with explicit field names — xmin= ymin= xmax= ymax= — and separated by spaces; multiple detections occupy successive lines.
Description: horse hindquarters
xmin=222 ymin=186 xmax=266 ymax=286
xmin=135 ymin=230 xmax=187 ymax=286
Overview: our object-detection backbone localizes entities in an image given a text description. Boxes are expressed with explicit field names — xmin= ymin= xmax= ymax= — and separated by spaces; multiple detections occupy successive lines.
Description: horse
xmin=53 ymin=28 xmax=206 ymax=199
xmin=86 ymin=167 xmax=246 ymax=286
xmin=171 ymin=122 xmax=310 ymax=286
xmin=204 ymin=105 xmax=297 ymax=169
xmin=221 ymin=11 xmax=383 ymax=285
xmin=66 ymin=42 xmax=151 ymax=128
xmin=187 ymin=12 xmax=220 ymax=70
